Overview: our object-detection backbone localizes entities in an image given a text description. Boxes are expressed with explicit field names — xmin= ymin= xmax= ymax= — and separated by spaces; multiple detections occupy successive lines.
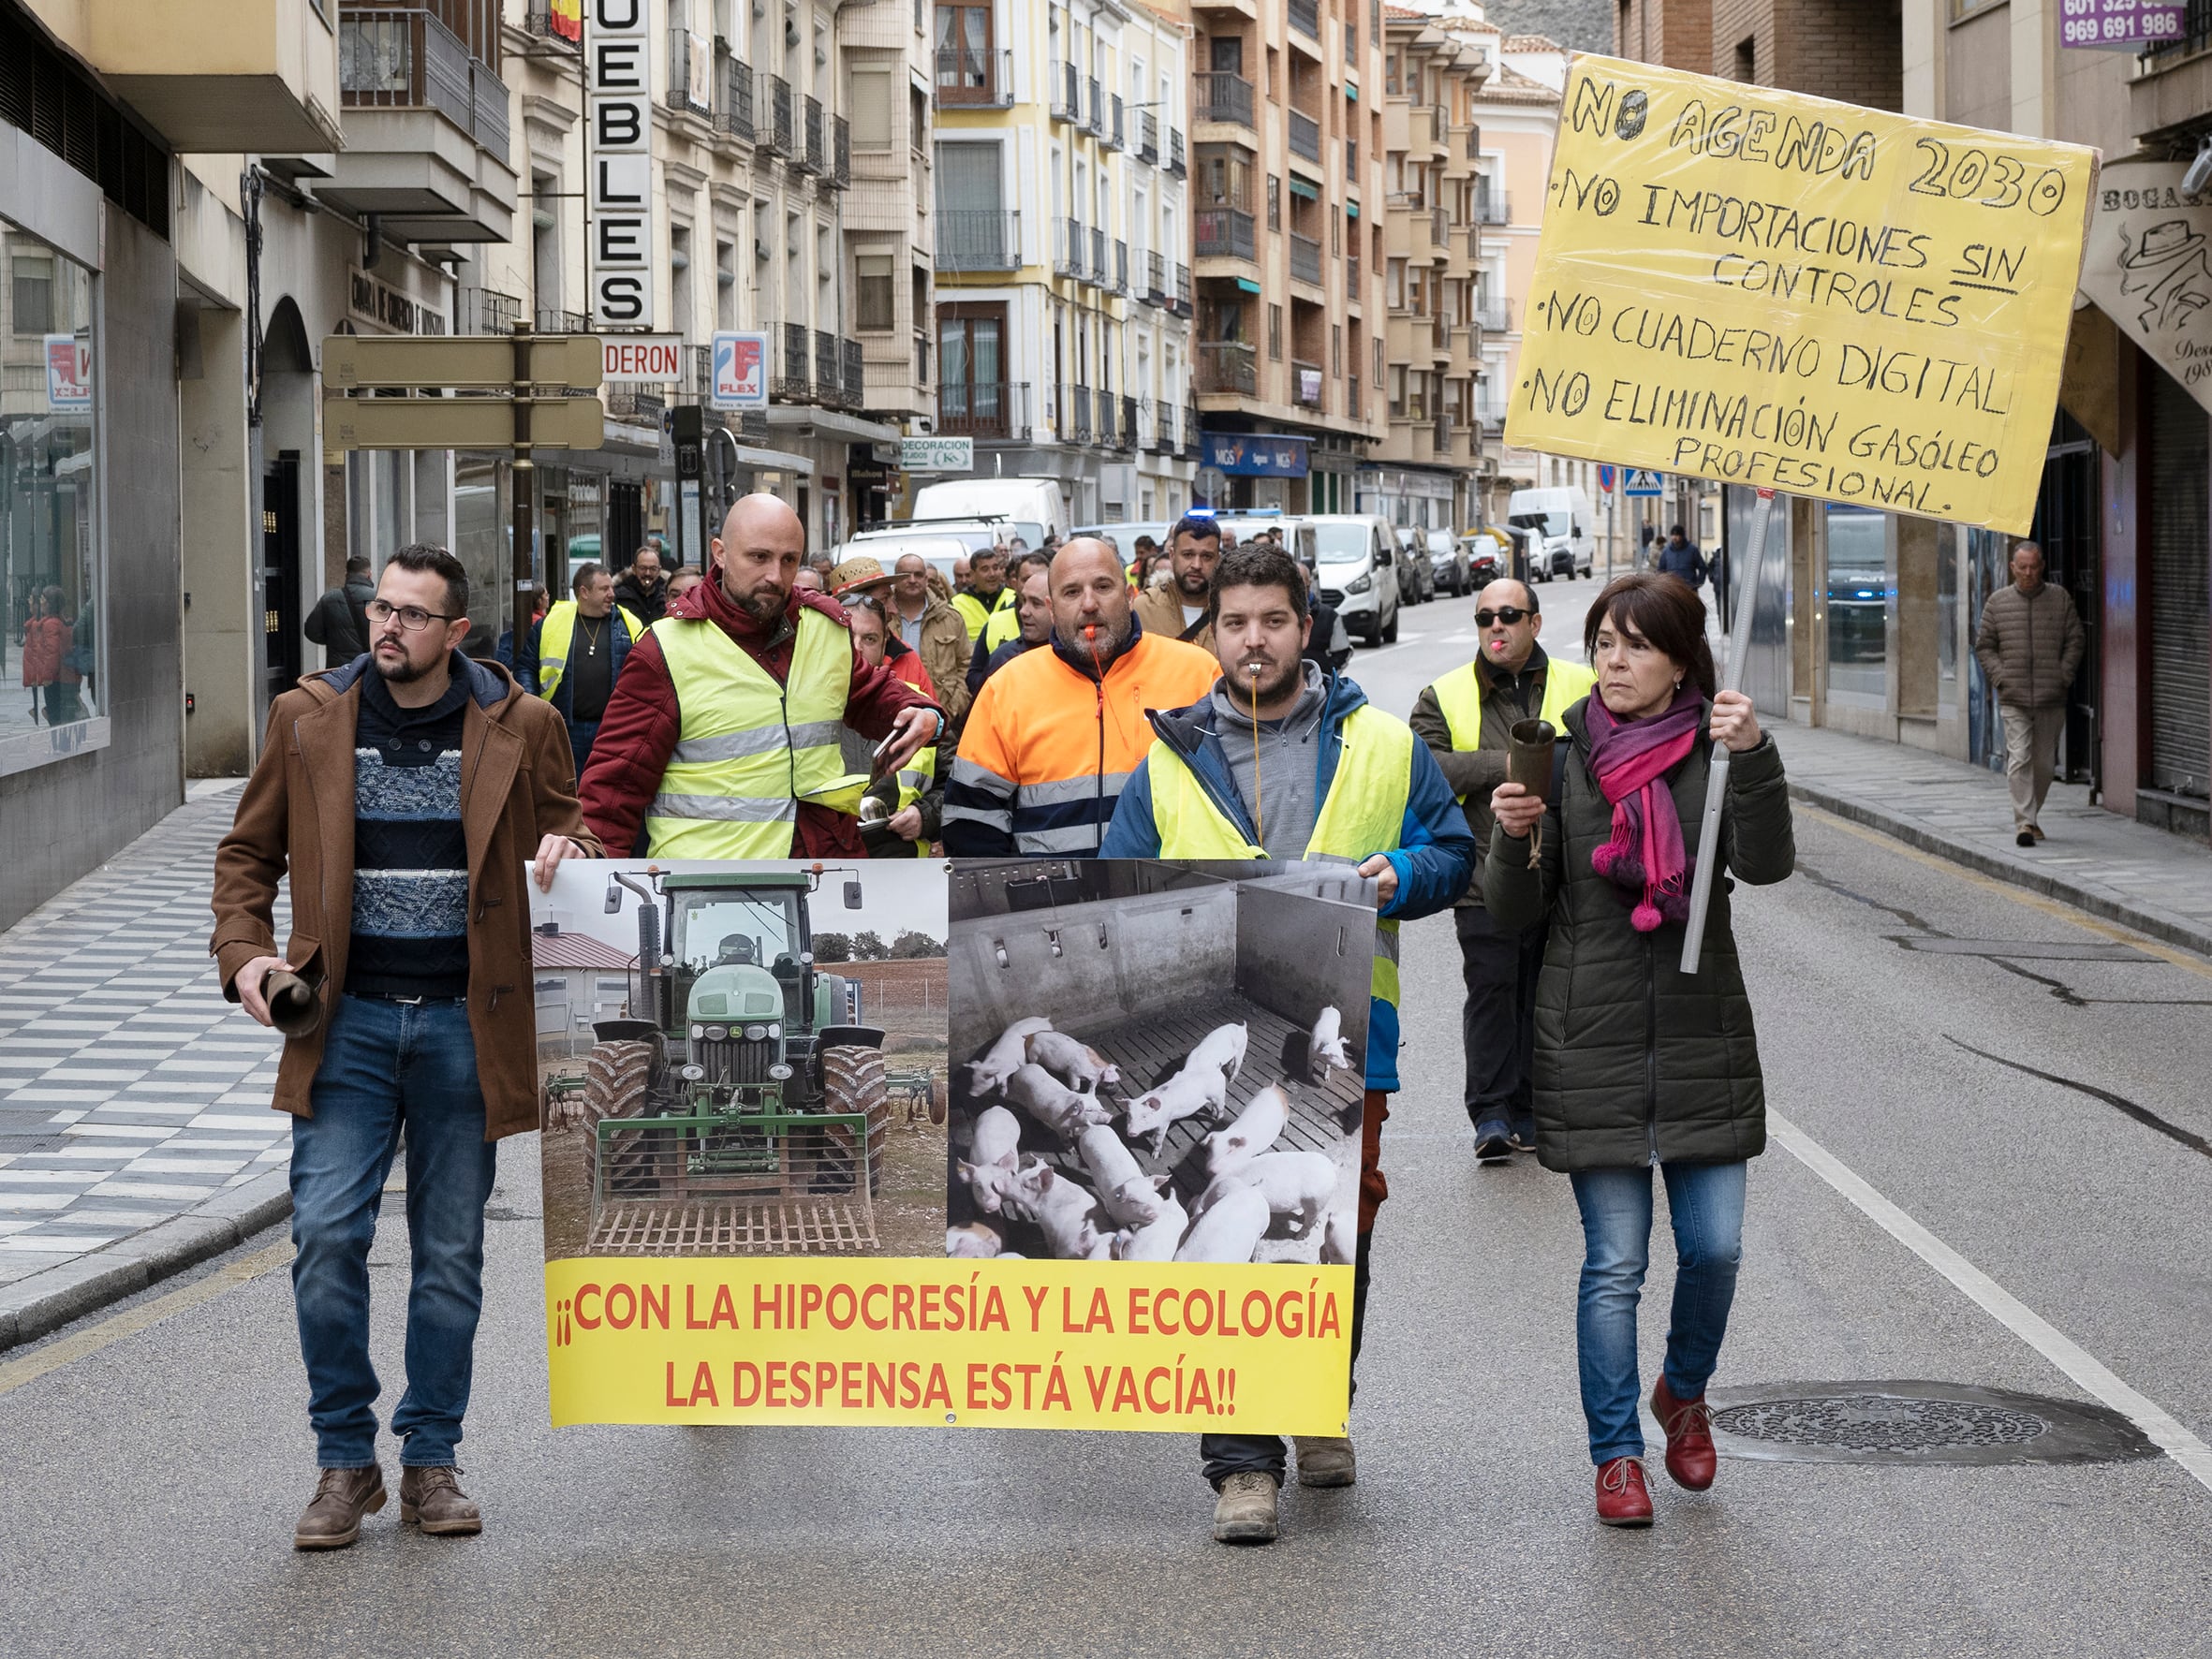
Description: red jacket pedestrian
xmin=21 ymin=611 xmax=73 ymax=688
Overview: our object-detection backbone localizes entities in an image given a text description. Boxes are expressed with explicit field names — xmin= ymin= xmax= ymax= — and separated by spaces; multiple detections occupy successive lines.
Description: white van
xmin=831 ymin=531 xmax=972 ymax=590
xmin=908 ymin=477 xmax=1069 ymax=550
xmin=1304 ymin=514 xmax=1402 ymax=645
xmin=1506 ymin=486 xmax=1596 ymax=582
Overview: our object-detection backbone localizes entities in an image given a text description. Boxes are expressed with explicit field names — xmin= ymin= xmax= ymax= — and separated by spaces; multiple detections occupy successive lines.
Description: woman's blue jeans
xmin=1568 ymin=1160 xmax=1747 ymax=1466
xmin=290 ymin=993 xmax=498 ymax=1470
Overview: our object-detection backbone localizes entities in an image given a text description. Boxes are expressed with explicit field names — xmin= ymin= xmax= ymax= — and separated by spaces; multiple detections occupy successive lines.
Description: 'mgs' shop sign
xmin=1507 ymin=55 xmax=2097 ymax=535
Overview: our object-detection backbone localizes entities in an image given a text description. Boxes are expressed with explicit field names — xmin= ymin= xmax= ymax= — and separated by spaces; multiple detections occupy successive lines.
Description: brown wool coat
xmin=209 ymin=654 xmax=600 ymax=1140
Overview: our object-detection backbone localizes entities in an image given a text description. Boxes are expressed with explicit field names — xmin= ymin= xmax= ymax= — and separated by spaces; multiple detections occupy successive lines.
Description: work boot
xmin=1594 ymin=1456 xmax=1653 ymax=1527
xmin=293 ymin=1464 xmax=386 ymax=1550
xmin=399 ymin=1465 xmax=482 ymax=1536
xmin=1211 ymin=1471 xmax=1280 ymax=1544
xmin=1472 ymin=1123 xmax=1512 ymax=1164
xmin=1292 ymin=1434 xmax=1357 ymax=1488
xmin=1651 ymin=1376 xmax=1718 ymax=1491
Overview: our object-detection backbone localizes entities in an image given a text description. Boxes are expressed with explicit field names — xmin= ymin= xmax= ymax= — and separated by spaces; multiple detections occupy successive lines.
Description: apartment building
xmin=1187 ymin=0 xmax=1390 ymax=512
xmin=931 ymin=0 xmax=1197 ymax=523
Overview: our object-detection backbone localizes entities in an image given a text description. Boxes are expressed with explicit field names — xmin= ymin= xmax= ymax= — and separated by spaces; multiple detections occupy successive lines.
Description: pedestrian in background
xmin=304 ymin=554 xmax=375 ymax=661
xmin=1655 ymin=524 xmax=1706 ymax=589
xmin=1410 ymin=578 xmax=1594 ymax=1163
xmin=1486 ymin=571 xmax=1794 ymax=1529
xmin=612 ymin=544 xmax=670 ymax=625
xmin=212 ymin=544 xmax=598 ymax=1550
xmin=952 ymin=544 xmax=1015 ymax=642
xmin=882 ymin=551 xmax=973 ymax=725
xmin=21 ymin=586 xmax=78 ymax=724
xmin=840 ymin=590 xmax=942 ymax=856
xmin=1973 ymin=540 xmax=2084 ymax=848
xmin=1134 ymin=511 xmax=1223 ymax=652
xmin=515 ymin=562 xmax=644 ymax=776
xmin=967 ymin=551 xmax=1053 ymax=701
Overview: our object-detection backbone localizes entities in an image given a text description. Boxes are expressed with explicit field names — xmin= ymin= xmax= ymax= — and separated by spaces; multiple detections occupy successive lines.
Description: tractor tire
xmin=812 ymin=1044 xmax=890 ymax=1197
xmin=582 ymin=1040 xmax=659 ymax=1204
xmin=927 ymin=1074 xmax=948 ymax=1127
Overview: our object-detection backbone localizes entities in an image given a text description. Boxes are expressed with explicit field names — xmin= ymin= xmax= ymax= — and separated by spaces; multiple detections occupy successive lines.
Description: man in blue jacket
xmin=514 ymin=563 xmax=642 ymax=774
xmin=1101 ymin=543 xmax=1474 ymax=1546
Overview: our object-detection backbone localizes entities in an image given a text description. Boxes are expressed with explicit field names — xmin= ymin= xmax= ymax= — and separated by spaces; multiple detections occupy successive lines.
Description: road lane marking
xmin=1769 ymin=1108 xmax=2212 ymax=1496
xmin=1794 ymin=802 xmax=2212 ymax=982
xmin=0 ymin=1238 xmax=293 ymax=1399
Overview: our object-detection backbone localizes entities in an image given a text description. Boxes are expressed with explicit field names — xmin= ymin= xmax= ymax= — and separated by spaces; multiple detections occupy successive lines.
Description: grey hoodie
xmin=1202 ymin=659 xmax=1329 ymax=853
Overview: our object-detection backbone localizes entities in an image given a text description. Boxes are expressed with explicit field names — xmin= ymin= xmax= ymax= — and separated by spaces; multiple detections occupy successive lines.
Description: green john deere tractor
xmin=575 ymin=867 xmax=890 ymax=1251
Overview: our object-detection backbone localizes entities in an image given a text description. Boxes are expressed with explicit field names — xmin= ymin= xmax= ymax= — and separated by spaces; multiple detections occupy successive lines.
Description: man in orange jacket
xmin=944 ymin=537 xmax=1217 ymax=855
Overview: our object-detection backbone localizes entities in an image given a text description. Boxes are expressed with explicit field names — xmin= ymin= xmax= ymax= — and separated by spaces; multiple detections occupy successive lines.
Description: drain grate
xmin=1702 ymin=1382 xmax=2160 ymax=1467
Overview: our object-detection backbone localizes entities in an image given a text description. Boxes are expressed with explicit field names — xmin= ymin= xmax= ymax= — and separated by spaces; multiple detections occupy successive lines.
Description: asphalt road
xmin=3 ymin=587 xmax=2209 ymax=1659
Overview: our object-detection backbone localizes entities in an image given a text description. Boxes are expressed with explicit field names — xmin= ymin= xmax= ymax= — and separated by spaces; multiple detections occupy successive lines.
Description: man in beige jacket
xmin=1972 ymin=540 xmax=2085 ymax=847
xmin=1132 ymin=511 xmax=1222 ymax=653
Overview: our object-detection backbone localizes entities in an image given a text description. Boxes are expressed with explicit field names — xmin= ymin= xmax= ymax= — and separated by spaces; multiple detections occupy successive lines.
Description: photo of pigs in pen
xmin=946 ymin=860 xmax=1373 ymax=1267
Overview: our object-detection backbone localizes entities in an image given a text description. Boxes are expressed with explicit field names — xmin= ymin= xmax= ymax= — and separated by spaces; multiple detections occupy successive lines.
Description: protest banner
xmin=1506 ymin=54 xmax=2099 ymax=535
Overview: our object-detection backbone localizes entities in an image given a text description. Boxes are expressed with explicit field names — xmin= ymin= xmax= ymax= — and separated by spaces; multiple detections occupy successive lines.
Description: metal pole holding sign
xmin=1678 ymin=487 xmax=1777 ymax=976
xmin=511 ymin=323 xmax=536 ymax=646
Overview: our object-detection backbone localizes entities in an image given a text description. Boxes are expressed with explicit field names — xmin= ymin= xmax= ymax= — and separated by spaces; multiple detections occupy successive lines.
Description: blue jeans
xmin=291 ymin=993 xmax=498 ymax=1469
xmin=1569 ymin=1160 xmax=1747 ymax=1465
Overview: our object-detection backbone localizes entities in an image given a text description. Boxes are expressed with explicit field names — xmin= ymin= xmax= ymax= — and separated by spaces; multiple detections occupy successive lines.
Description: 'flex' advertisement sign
xmin=709 ymin=331 xmax=768 ymax=408
xmin=45 ymin=335 xmax=91 ymax=410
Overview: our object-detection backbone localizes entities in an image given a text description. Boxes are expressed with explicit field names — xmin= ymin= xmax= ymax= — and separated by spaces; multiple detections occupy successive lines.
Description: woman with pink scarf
xmin=1484 ymin=571 xmax=1794 ymax=1530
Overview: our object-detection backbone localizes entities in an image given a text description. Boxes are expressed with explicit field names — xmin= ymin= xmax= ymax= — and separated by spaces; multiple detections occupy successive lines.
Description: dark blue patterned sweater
xmin=346 ymin=660 xmax=472 ymax=998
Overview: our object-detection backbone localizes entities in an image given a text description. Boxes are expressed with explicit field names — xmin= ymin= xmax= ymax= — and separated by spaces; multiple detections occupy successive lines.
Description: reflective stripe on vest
xmin=536 ymin=601 xmax=642 ymax=701
xmin=1427 ymin=658 xmax=1596 ymax=802
xmin=1143 ymin=704 xmax=1414 ymax=1008
xmin=644 ymin=607 xmax=852 ymax=857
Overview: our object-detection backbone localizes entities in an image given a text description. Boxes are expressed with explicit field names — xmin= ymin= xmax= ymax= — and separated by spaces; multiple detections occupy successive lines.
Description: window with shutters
xmin=856 ymin=253 xmax=895 ymax=330
xmin=850 ymin=67 xmax=894 ymax=149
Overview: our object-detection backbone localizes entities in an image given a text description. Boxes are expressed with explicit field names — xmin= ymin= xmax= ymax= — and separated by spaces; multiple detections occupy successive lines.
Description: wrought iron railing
xmin=1196 ymin=208 xmax=1256 ymax=260
xmin=761 ymin=71 xmax=792 ymax=154
xmin=933 ymin=46 xmax=1013 ymax=107
xmin=1290 ymin=231 xmax=1322 ymax=286
xmin=1290 ymin=109 xmax=1320 ymax=162
xmin=939 ymin=209 xmax=1021 ymax=272
xmin=939 ymin=380 xmax=1028 ymax=441
xmin=1195 ymin=342 xmax=1258 ymax=397
xmin=1194 ymin=71 xmax=1254 ymax=126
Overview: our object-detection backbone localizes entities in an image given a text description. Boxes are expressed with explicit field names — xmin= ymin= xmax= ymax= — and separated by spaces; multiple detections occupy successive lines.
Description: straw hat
xmin=829 ymin=555 xmax=892 ymax=595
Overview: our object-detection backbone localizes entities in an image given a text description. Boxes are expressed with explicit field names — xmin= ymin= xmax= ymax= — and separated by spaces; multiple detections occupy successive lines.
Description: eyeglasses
xmin=365 ymin=598 xmax=460 ymax=632
xmin=1474 ymin=607 xmax=1530 ymax=627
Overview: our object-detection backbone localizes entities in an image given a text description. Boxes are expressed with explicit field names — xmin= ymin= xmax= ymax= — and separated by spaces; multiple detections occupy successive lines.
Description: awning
xmin=1288 ymin=176 xmax=1320 ymax=201
xmin=1346 ymin=199 xmax=1359 ymax=219
xmin=1235 ymin=276 xmax=1262 ymax=294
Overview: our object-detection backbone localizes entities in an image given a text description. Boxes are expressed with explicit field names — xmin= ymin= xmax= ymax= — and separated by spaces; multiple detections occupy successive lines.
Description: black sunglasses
xmin=1474 ymin=607 xmax=1531 ymax=627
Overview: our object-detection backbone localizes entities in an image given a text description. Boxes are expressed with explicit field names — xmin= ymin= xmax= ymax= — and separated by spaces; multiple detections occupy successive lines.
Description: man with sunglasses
xmin=1410 ymin=579 xmax=1595 ymax=1163
xmin=214 ymin=545 xmax=598 ymax=1549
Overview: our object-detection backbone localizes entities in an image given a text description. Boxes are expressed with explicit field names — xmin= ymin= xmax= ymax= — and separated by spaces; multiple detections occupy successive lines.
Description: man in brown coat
xmin=212 ymin=544 xmax=598 ymax=1550
xmin=885 ymin=551 xmax=974 ymax=724
xmin=1133 ymin=511 xmax=1222 ymax=653
xmin=1973 ymin=540 xmax=2085 ymax=846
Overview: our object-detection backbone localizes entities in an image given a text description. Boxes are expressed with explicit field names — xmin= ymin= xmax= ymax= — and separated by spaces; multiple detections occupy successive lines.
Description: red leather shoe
xmin=1594 ymin=1456 xmax=1653 ymax=1527
xmin=1652 ymin=1375 xmax=1717 ymax=1491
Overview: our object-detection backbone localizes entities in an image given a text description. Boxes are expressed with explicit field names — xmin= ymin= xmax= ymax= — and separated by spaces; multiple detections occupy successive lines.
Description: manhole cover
xmin=1700 ymin=1382 xmax=2160 ymax=1467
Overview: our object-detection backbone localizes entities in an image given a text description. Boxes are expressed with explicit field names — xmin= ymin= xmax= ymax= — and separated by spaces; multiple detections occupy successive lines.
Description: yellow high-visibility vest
xmin=1142 ymin=703 xmax=1414 ymax=1012
xmin=980 ymin=601 xmax=1023 ymax=658
xmin=536 ymin=601 xmax=642 ymax=701
xmin=1426 ymin=656 xmax=1595 ymax=802
xmin=952 ymin=586 xmax=1013 ymax=641
xmin=644 ymin=607 xmax=855 ymax=857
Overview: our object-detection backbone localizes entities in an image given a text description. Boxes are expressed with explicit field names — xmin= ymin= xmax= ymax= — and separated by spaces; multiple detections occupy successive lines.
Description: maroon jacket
xmin=579 ymin=576 xmax=942 ymax=857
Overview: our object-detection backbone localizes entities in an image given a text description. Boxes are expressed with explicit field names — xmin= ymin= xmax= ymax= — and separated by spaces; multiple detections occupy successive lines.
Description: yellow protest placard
xmin=545 ymin=1256 xmax=1353 ymax=1433
xmin=1505 ymin=55 xmax=2098 ymax=535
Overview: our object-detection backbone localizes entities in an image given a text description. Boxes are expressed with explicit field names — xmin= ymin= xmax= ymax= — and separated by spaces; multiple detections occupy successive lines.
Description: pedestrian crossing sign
xmin=1623 ymin=470 xmax=1664 ymax=497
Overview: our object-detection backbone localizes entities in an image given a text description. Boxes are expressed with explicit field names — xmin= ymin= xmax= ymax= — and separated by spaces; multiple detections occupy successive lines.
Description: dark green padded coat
xmin=1482 ymin=697 xmax=1794 ymax=1173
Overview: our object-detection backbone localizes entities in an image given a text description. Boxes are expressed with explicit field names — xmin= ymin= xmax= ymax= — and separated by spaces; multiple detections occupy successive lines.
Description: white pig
xmin=1174 ymin=1182 xmax=1271 ymax=1263
xmin=1235 ymin=1149 xmax=1337 ymax=1238
xmin=1185 ymin=1021 xmax=1248 ymax=1089
xmin=1110 ymin=1193 xmax=1190 ymax=1261
xmin=1009 ymin=1165 xmax=1113 ymax=1260
xmin=965 ymin=1016 xmax=1054 ymax=1097
xmin=954 ymin=1105 xmax=1024 ymax=1214
xmin=1320 ymin=1208 xmax=1356 ymax=1266
xmin=946 ymin=1223 xmax=1003 ymax=1258
xmin=1307 ymin=1006 xmax=1351 ymax=1079
xmin=1025 ymin=1029 xmax=1122 ymax=1094
xmin=1204 ymin=1084 xmax=1289 ymax=1180
xmin=1078 ymin=1123 xmax=1171 ymax=1226
xmin=1004 ymin=1062 xmax=1116 ymax=1141
xmin=1120 ymin=1023 xmax=1247 ymax=1158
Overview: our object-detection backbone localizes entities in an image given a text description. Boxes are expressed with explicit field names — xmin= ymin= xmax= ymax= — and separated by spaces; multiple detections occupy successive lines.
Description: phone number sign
xmin=2059 ymin=0 xmax=2186 ymax=49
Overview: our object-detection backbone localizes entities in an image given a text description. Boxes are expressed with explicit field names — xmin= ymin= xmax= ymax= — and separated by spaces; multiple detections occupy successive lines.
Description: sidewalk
xmin=0 ymin=782 xmax=290 ymax=1349
xmin=1774 ymin=720 xmax=2212 ymax=958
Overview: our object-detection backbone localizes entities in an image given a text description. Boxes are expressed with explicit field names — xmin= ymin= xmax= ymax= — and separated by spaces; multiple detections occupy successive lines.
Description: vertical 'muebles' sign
xmin=588 ymin=0 xmax=656 ymax=331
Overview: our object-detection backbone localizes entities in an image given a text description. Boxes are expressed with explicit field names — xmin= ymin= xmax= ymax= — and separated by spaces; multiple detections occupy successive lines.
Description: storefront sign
xmin=900 ymin=435 xmax=974 ymax=472
xmin=587 ymin=0 xmax=656 ymax=330
xmin=709 ymin=330 xmax=769 ymax=408
xmin=2077 ymin=156 xmax=2212 ymax=413
xmin=44 ymin=334 xmax=91 ymax=409
xmin=1508 ymin=55 xmax=2097 ymax=535
xmin=1202 ymin=433 xmax=1309 ymax=477
xmin=602 ymin=335 xmax=685 ymax=383
xmin=2058 ymin=0 xmax=2186 ymax=49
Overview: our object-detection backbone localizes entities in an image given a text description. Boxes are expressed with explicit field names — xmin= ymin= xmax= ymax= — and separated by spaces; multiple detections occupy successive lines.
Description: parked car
xmin=1507 ymin=485 xmax=1596 ymax=581
xmin=1424 ymin=529 xmax=1470 ymax=596
xmin=1393 ymin=529 xmax=1436 ymax=606
xmin=1306 ymin=514 xmax=1401 ymax=645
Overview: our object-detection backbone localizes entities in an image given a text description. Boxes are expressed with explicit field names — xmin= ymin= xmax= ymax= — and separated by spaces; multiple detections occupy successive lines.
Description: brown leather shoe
xmin=399 ymin=1465 xmax=482 ymax=1536
xmin=1594 ymin=1456 xmax=1654 ymax=1527
xmin=294 ymin=1465 xmax=386 ymax=1550
xmin=1651 ymin=1375 xmax=1718 ymax=1491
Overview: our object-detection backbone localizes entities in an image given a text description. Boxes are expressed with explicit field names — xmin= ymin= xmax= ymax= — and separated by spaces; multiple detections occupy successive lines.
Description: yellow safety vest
xmin=980 ymin=602 xmax=1023 ymax=659
xmin=536 ymin=601 xmax=643 ymax=701
xmin=1427 ymin=656 xmax=1596 ymax=802
xmin=952 ymin=586 xmax=1013 ymax=641
xmin=1143 ymin=704 xmax=1414 ymax=1012
xmin=645 ymin=607 xmax=860 ymax=857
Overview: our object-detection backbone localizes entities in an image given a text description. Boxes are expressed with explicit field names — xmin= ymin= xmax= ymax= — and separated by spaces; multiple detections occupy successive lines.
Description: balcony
xmin=1475 ymin=184 xmax=1510 ymax=224
xmin=1054 ymin=218 xmax=1084 ymax=279
xmin=1051 ymin=60 xmax=1079 ymax=123
xmin=1151 ymin=401 xmax=1178 ymax=455
xmin=524 ymin=8 xmax=582 ymax=51
xmin=1466 ymin=224 xmax=1482 ymax=259
xmin=1118 ymin=394 xmax=1139 ymax=450
xmin=1194 ymin=71 xmax=1255 ymax=130
xmin=720 ymin=55 xmax=755 ymax=140
xmin=1429 ymin=207 xmax=1448 ymax=248
xmin=934 ymin=47 xmax=1013 ymax=108
xmin=458 ymin=286 xmax=520 ymax=335
xmin=832 ymin=116 xmax=849 ymax=188
xmin=1139 ymin=111 xmax=1158 ymax=164
xmin=1184 ymin=399 xmax=1203 ymax=459
xmin=794 ymin=95 xmax=825 ymax=174
xmin=1143 ymin=249 xmax=1169 ymax=306
xmin=534 ymin=306 xmax=588 ymax=334
xmin=939 ymin=209 xmax=1021 ymax=272
xmin=1168 ymin=128 xmax=1187 ymax=176
xmin=939 ymin=380 xmax=1029 ymax=441
xmin=1290 ymin=0 xmax=1320 ymax=39
xmin=1110 ymin=95 xmax=1127 ymax=150
xmin=76 ymin=0 xmax=343 ymax=153
xmin=1347 ymin=250 xmax=1360 ymax=296
xmin=1090 ymin=226 xmax=1108 ymax=287
xmin=809 ymin=330 xmax=834 ymax=406
xmin=1195 ymin=208 xmax=1257 ymax=262
xmin=1289 ymin=109 xmax=1321 ymax=163
xmin=1474 ymin=298 xmax=1510 ymax=332
xmin=1434 ymin=414 xmax=1454 ymax=453
xmin=1086 ymin=77 xmax=1106 ymax=139
xmin=1290 ymin=231 xmax=1322 ymax=287
xmin=1113 ymin=241 xmax=1129 ymax=295
xmin=668 ymin=26 xmax=713 ymax=115
xmin=1174 ymin=263 xmax=1193 ymax=315
xmin=1195 ymin=342 xmax=1259 ymax=397
xmin=1067 ymin=383 xmax=1094 ymax=444
xmin=777 ymin=321 xmax=811 ymax=401
xmin=1459 ymin=122 xmax=1481 ymax=159
xmin=1348 ymin=374 xmax=1360 ymax=422
xmin=1292 ymin=360 xmax=1324 ymax=411
xmin=761 ymin=72 xmax=793 ymax=154
xmin=1431 ymin=313 xmax=1451 ymax=355
xmin=328 ymin=7 xmax=514 ymax=243
xmin=1347 ymin=136 xmax=1359 ymax=178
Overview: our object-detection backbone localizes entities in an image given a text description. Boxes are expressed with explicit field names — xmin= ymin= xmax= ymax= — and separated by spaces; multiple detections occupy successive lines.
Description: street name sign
xmin=324 ymin=333 xmax=604 ymax=390
xmin=322 ymin=396 xmax=606 ymax=452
